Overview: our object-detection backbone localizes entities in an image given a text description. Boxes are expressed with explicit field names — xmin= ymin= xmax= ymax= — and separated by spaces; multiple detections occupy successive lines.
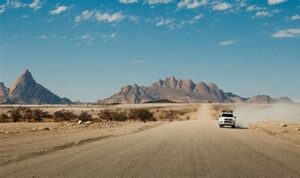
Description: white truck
xmin=218 ymin=110 xmax=236 ymax=128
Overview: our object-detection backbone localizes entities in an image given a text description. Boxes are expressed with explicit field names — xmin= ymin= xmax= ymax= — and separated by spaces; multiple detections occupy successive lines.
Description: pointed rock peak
xmin=208 ymin=82 xmax=218 ymax=89
xmin=196 ymin=82 xmax=208 ymax=88
xmin=9 ymin=70 xmax=37 ymax=95
xmin=0 ymin=82 xmax=5 ymax=88
xmin=21 ymin=69 xmax=34 ymax=79
xmin=165 ymin=76 xmax=177 ymax=82
xmin=183 ymin=79 xmax=193 ymax=83
xmin=164 ymin=76 xmax=178 ymax=88
xmin=133 ymin=83 xmax=139 ymax=88
xmin=170 ymin=76 xmax=176 ymax=80
xmin=197 ymin=81 xmax=206 ymax=85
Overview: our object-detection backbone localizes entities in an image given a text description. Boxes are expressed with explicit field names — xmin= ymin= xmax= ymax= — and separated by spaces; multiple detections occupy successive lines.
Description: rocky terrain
xmin=100 ymin=76 xmax=293 ymax=104
xmin=250 ymin=121 xmax=300 ymax=145
xmin=0 ymin=70 xmax=71 ymax=104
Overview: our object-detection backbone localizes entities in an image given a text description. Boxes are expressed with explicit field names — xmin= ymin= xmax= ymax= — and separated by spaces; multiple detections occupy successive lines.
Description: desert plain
xmin=0 ymin=103 xmax=299 ymax=177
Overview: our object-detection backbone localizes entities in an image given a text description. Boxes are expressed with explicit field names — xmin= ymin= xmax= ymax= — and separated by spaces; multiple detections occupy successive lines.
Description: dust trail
xmin=234 ymin=104 xmax=300 ymax=127
xmin=197 ymin=104 xmax=215 ymax=120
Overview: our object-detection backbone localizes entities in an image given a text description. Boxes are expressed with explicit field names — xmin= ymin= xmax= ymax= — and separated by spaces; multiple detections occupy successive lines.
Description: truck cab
xmin=218 ymin=110 xmax=236 ymax=128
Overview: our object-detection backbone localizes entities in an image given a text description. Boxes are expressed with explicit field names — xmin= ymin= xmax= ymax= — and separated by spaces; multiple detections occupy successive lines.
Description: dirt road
xmin=1 ymin=119 xmax=300 ymax=177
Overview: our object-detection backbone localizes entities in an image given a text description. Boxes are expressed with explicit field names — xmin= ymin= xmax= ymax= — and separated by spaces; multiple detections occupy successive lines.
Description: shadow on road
xmin=222 ymin=126 xmax=248 ymax=130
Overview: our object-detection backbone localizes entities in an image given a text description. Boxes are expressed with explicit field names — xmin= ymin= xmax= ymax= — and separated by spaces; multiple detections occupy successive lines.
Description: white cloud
xmin=0 ymin=0 xmax=43 ymax=13
xmin=75 ymin=10 xmax=94 ymax=23
xmin=156 ymin=18 xmax=175 ymax=28
xmin=80 ymin=34 xmax=95 ymax=41
xmin=147 ymin=0 xmax=172 ymax=4
xmin=75 ymin=11 xmax=124 ymax=23
xmin=95 ymin=12 xmax=124 ymax=23
xmin=291 ymin=14 xmax=300 ymax=20
xmin=177 ymin=0 xmax=207 ymax=9
xmin=212 ymin=2 xmax=232 ymax=11
xmin=246 ymin=5 xmax=265 ymax=12
xmin=36 ymin=35 xmax=68 ymax=40
xmin=128 ymin=15 xmax=139 ymax=23
xmin=255 ymin=11 xmax=272 ymax=17
xmin=271 ymin=28 xmax=300 ymax=38
xmin=0 ymin=4 xmax=5 ymax=13
xmin=29 ymin=0 xmax=42 ymax=10
xmin=8 ymin=0 xmax=26 ymax=9
xmin=36 ymin=35 xmax=49 ymax=40
xmin=119 ymin=0 xmax=138 ymax=3
xmin=219 ymin=40 xmax=237 ymax=46
xmin=50 ymin=5 xmax=69 ymax=15
xmin=101 ymin=32 xmax=119 ymax=42
xmin=193 ymin=14 xmax=203 ymax=20
xmin=110 ymin=32 xmax=117 ymax=38
xmin=267 ymin=0 xmax=287 ymax=5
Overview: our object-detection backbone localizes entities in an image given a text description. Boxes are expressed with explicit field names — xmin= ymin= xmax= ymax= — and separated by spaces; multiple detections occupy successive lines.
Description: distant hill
xmin=99 ymin=76 xmax=293 ymax=104
xmin=0 ymin=70 xmax=72 ymax=104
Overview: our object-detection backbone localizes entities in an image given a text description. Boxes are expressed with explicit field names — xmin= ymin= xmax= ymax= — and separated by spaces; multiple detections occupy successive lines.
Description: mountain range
xmin=0 ymin=71 xmax=294 ymax=104
xmin=0 ymin=70 xmax=71 ymax=104
xmin=99 ymin=76 xmax=293 ymax=104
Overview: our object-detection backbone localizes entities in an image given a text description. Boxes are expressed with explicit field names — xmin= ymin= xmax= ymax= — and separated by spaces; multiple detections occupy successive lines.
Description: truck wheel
xmin=231 ymin=125 xmax=236 ymax=128
xmin=219 ymin=124 xmax=223 ymax=128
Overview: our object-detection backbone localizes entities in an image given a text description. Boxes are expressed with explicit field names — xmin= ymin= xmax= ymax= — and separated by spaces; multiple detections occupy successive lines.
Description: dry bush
xmin=159 ymin=110 xmax=180 ymax=121
xmin=32 ymin=109 xmax=43 ymax=122
xmin=0 ymin=113 xmax=9 ymax=123
xmin=78 ymin=111 xmax=92 ymax=122
xmin=9 ymin=109 xmax=22 ymax=122
xmin=97 ymin=109 xmax=156 ymax=122
xmin=7 ymin=107 xmax=45 ymax=122
xmin=157 ymin=109 xmax=194 ymax=121
xmin=98 ymin=110 xmax=128 ymax=122
xmin=23 ymin=108 xmax=33 ymax=122
xmin=41 ymin=111 xmax=53 ymax=119
xmin=53 ymin=110 xmax=77 ymax=122
xmin=128 ymin=109 xmax=156 ymax=122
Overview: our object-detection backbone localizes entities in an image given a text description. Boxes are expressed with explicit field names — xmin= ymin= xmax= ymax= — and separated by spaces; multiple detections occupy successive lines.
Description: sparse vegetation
xmin=0 ymin=113 xmax=9 ymax=123
xmin=23 ymin=107 xmax=33 ymax=122
xmin=128 ymin=109 xmax=156 ymax=122
xmin=98 ymin=110 xmax=129 ymax=122
xmin=97 ymin=109 xmax=156 ymax=122
xmin=10 ymin=109 xmax=22 ymax=122
xmin=0 ymin=106 xmax=195 ymax=123
xmin=53 ymin=110 xmax=77 ymax=122
xmin=78 ymin=111 xmax=92 ymax=122
xmin=32 ymin=109 xmax=43 ymax=122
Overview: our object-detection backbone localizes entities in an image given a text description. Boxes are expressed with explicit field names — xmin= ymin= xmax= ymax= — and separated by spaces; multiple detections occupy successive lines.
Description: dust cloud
xmin=234 ymin=104 xmax=300 ymax=127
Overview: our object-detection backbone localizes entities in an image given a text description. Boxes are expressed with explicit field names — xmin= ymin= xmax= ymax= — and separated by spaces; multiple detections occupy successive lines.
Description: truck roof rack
xmin=222 ymin=109 xmax=233 ymax=113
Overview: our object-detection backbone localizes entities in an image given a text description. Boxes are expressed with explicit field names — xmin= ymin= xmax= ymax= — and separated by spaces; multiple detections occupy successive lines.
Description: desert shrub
xmin=53 ymin=110 xmax=77 ymax=122
xmin=10 ymin=109 xmax=21 ymax=122
xmin=128 ymin=109 xmax=156 ymax=122
xmin=22 ymin=108 xmax=33 ymax=122
xmin=159 ymin=110 xmax=180 ymax=121
xmin=0 ymin=113 xmax=9 ymax=123
xmin=41 ymin=111 xmax=53 ymax=119
xmin=77 ymin=111 xmax=92 ymax=122
xmin=98 ymin=110 xmax=129 ymax=122
xmin=32 ymin=109 xmax=43 ymax=122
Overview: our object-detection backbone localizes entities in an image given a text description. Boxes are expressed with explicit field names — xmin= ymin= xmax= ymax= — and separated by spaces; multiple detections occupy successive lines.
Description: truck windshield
xmin=222 ymin=114 xmax=233 ymax=117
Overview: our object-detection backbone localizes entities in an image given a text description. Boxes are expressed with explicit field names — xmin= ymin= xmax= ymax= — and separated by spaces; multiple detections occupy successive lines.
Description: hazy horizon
xmin=1 ymin=0 xmax=300 ymax=102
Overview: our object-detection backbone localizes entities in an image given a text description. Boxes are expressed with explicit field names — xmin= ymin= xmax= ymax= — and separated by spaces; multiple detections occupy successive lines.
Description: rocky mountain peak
xmin=165 ymin=76 xmax=177 ymax=88
xmin=9 ymin=70 xmax=36 ymax=96
xmin=0 ymin=82 xmax=6 ymax=88
xmin=1 ymin=70 xmax=72 ymax=104
xmin=0 ymin=82 xmax=8 ymax=103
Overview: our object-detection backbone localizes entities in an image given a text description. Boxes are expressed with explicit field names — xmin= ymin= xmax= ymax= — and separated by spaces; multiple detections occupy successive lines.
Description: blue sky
xmin=0 ymin=0 xmax=300 ymax=102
